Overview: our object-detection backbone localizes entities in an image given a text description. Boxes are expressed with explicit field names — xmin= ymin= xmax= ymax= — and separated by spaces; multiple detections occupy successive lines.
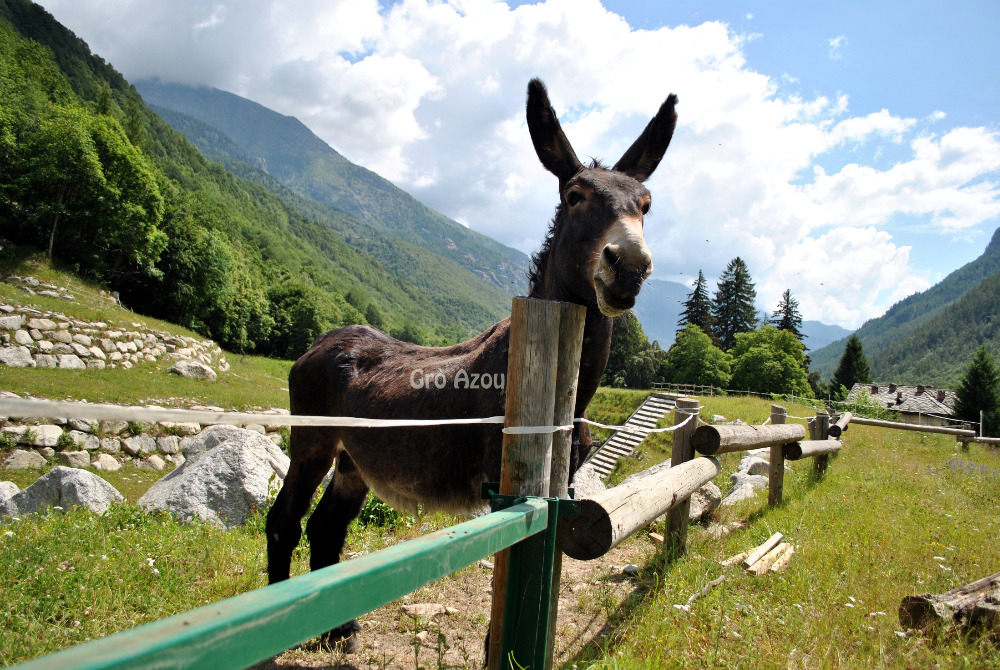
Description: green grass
xmin=570 ymin=393 xmax=1000 ymax=669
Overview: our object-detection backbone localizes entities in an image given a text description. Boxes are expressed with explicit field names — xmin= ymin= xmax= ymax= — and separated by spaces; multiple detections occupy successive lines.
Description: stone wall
xmin=0 ymin=275 xmax=229 ymax=372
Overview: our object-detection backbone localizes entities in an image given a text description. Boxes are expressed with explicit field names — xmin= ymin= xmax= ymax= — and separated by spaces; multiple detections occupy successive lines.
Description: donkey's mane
xmin=527 ymin=158 xmax=607 ymax=297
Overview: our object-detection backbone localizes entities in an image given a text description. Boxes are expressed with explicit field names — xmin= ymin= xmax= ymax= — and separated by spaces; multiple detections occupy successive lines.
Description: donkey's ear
xmin=613 ymin=93 xmax=678 ymax=182
xmin=526 ymin=79 xmax=583 ymax=185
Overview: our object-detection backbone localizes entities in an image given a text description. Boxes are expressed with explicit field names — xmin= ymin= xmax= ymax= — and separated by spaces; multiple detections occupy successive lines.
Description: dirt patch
xmin=250 ymin=539 xmax=655 ymax=670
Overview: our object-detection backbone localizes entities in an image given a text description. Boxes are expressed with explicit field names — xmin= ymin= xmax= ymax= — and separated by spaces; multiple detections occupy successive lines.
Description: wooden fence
xmin=9 ymin=299 xmax=856 ymax=670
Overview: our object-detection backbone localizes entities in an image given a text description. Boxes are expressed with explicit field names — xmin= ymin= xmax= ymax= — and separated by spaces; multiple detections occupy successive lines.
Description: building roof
xmin=847 ymin=383 xmax=957 ymax=417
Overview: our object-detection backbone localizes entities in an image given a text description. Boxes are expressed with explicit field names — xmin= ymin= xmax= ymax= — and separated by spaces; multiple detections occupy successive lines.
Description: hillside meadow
xmin=2 ymin=382 xmax=999 ymax=668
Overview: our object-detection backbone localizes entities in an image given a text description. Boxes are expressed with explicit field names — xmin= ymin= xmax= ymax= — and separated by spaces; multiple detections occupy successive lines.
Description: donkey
xmin=266 ymin=78 xmax=677 ymax=648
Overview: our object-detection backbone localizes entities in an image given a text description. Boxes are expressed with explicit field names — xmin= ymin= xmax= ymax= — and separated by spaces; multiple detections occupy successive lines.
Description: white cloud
xmin=36 ymin=0 xmax=1000 ymax=329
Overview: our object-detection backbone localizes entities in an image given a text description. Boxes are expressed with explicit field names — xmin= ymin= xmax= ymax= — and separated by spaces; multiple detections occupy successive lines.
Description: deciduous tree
xmin=729 ymin=326 xmax=813 ymax=397
xmin=662 ymin=323 xmax=731 ymax=388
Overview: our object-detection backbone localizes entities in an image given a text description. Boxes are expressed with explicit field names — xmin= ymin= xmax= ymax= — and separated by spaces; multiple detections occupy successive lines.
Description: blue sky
xmin=38 ymin=0 xmax=1000 ymax=328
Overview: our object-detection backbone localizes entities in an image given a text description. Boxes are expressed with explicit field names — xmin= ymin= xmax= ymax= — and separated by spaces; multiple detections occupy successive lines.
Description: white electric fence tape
xmin=0 ymin=397 xmax=697 ymax=436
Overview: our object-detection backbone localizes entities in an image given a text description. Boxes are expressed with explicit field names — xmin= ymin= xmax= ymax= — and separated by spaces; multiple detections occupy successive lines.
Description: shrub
xmin=356 ymin=494 xmax=398 ymax=527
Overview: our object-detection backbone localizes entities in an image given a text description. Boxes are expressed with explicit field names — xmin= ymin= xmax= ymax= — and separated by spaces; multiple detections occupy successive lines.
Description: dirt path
xmin=252 ymin=540 xmax=654 ymax=670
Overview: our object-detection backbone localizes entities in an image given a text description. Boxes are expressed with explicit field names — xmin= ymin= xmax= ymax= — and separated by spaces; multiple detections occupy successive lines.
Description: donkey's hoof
xmin=320 ymin=619 xmax=362 ymax=653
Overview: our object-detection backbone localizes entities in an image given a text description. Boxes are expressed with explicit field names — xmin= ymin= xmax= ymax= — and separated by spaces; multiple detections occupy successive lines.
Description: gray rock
xmin=729 ymin=471 xmax=769 ymax=490
xmin=34 ymin=354 xmax=58 ymax=368
xmin=739 ymin=456 xmax=771 ymax=477
xmin=4 ymin=466 xmax=123 ymax=517
xmin=69 ymin=418 xmax=94 ymax=433
xmin=139 ymin=425 xmax=290 ymax=528
xmin=0 ymin=481 xmax=19 ymax=517
xmin=121 ymin=434 xmax=156 ymax=456
xmin=168 ymin=359 xmax=218 ymax=381
xmin=100 ymin=420 xmax=129 ymax=437
xmin=0 ymin=445 xmax=36 ymax=467
xmin=156 ymin=435 xmax=181 ymax=454
xmin=36 ymin=340 xmax=53 ymax=353
xmin=0 ymin=314 xmax=25 ymax=330
xmin=37 ymin=447 xmax=55 ymax=460
xmin=159 ymin=421 xmax=201 ymax=437
xmin=689 ymin=481 xmax=723 ymax=521
xmin=57 ymin=354 xmax=86 ymax=369
xmin=0 ymin=346 xmax=35 ymax=367
xmin=720 ymin=472 xmax=770 ymax=507
xmin=49 ymin=330 xmax=72 ymax=344
xmin=139 ymin=455 xmax=165 ymax=471
xmin=68 ymin=430 xmax=100 ymax=451
xmin=14 ymin=329 xmax=32 ymax=345
xmin=91 ymin=453 xmax=121 ymax=472
xmin=99 ymin=437 xmax=121 ymax=454
xmin=711 ymin=414 xmax=727 ymax=424
xmin=29 ymin=425 xmax=64 ymax=448
xmin=571 ymin=463 xmax=607 ymax=498
xmin=57 ymin=450 xmax=90 ymax=468
xmin=26 ymin=318 xmax=55 ymax=331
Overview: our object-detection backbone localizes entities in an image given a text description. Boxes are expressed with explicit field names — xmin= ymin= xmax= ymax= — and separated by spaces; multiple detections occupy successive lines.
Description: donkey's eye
xmin=566 ymin=190 xmax=585 ymax=207
xmin=641 ymin=201 xmax=651 ymax=215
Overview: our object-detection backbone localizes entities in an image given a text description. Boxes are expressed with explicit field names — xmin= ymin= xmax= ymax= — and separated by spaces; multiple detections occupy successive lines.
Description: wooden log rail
xmin=785 ymin=439 xmax=842 ymax=461
xmin=828 ymin=411 xmax=852 ymax=438
xmin=691 ymin=423 xmax=806 ymax=456
xmin=559 ymin=456 xmax=719 ymax=560
xmin=850 ymin=415 xmax=976 ymax=437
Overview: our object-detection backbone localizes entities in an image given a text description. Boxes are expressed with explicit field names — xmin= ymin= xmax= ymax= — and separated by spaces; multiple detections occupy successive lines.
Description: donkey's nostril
xmin=603 ymin=245 xmax=620 ymax=266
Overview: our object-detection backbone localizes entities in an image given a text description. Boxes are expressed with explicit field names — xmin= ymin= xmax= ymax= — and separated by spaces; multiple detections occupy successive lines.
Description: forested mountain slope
xmin=0 ymin=0 xmax=520 ymax=359
xmin=135 ymin=79 xmax=529 ymax=295
xmin=810 ymin=227 xmax=1000 ymax=378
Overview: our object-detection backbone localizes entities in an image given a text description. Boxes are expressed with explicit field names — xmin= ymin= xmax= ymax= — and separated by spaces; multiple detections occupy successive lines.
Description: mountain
xmin=134 ymin=79 xmax=529 ymax=296
xmin=633 ymin=279 xmax=852 ymax=351
xmin=0 ymin=0 xmax=523 ymax=359
xmin=810 ymin=227 xmax=1000 ymax=380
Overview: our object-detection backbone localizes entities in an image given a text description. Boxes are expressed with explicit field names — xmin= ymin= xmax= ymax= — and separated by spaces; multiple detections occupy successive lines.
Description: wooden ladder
xmin=584 ymin=393 xmax=676 ymax=479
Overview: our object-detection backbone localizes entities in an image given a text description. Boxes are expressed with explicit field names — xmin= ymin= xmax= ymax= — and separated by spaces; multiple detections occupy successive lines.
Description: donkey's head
xmin=526 ymin=79 xmax=677 ymax=316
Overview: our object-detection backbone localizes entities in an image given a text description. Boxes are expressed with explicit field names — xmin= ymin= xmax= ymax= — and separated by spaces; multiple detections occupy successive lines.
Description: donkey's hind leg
xmin=265 ymin=426 xmax=336 ymax=584
xmin=305 ymin=450 xmax=369 ymax=650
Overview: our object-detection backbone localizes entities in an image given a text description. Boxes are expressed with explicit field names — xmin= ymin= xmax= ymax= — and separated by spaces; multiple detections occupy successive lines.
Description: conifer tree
xmin=955 ymin=345 xmax=1000 ymax=437
xmin=831 ymin=334 xmax=871 ymax=396
xmin=678 ymin=269 xmax=715 ymax=337
xmin=711 ymin=257 xmax=757 ymax=350
xmin=771 ymin=289 xmax=804 ymax=340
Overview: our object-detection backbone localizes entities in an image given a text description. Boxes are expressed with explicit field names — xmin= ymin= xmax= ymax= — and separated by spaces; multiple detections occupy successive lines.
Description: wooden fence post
xmin=665 ymin=397 xmax=699 ymax=561
xmin=487 ymin=297 xmax=583 ymax=670
xmin=768 ymin=404 xmax=786 ymax=506
xmin=811 ymin=411 xmax=831 ymax=476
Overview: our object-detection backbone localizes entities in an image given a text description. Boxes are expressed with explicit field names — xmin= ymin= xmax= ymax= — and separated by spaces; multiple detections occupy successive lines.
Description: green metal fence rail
xmin=13 ymin=499 xmax=552 ymax=670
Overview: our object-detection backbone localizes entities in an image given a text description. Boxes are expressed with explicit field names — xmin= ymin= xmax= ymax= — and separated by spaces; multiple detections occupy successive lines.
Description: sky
xmin=36 ymin=0 xmax=1000 ymax=329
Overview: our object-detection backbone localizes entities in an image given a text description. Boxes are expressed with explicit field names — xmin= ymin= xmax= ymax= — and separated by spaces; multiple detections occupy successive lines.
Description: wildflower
xmin=4 ymin=531 xmax=12 ymax=538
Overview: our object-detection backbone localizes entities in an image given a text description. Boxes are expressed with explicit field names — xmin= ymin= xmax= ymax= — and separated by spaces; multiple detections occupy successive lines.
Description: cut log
xmin=899 ymin=570 xmax=1000 ymax=638
xmin=747 ymin=542 xmax=792 ymax=576
xmin=559 ymin=456 xmax=719 ymax=560
xmin=692 ymin=424 xmax=806 ymax=456
xmin=851 ymin=416 xmax=975 ymax=438
xmin=784 ymin=439 xmax=842 ymax=461
xmin=827 ymin=412 xmax=852 ymax=438
xmin=742 ymin=532 xmax=783 ymax=569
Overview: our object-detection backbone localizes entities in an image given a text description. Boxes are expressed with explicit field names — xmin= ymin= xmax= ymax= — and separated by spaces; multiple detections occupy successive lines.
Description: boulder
xmin=156 ymin=435 xmax=181 ymax=454
xmin=688 ymin=481 xmax=723 ymax=521
xmin=0 ymin=314 xmax=25 ymax=330
xmin=168 ymin=359 xmax=218 ymax=381
xmin=739 ymin=456 xmax=771 ymax=477
xmin=720 ymin=472 xmax=770 ymax=507
xmin=91 ymin=453 xmax=121 ymax=472
xmin=28 ymin=424 xmax=64 ymax=448
xmin=138 ymin=425 xmax=290 ymax=528
xmin=0 ymin=346 xmax=35 ymax=367
xmin=57 ymin=354 xmax=86 ymax=369
xmin=57 ymin=450 xmax=90 ymax=468
xmin=99 ymin=437 xmax=121 ymax=453
xmin=2 ymin=466 xmax=123 ymax=517
xmin=0 ymin=481 xmax=19 ymax=516
xmin=571 ymin=463 xmax=607 ymax=498
xmin=121 ymin=434 xmax=156 ymax=456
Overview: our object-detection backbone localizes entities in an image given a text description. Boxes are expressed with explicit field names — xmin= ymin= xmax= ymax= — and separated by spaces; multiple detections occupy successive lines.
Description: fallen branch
xmin=675 ymin=575 xmax=727 ymax=612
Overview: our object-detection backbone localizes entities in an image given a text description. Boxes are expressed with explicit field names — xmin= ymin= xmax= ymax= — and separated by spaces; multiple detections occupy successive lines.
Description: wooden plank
xmin=742 ymin=532 xmax=783 ymax=569
xmin=851 ymin=415 xmax=976 ymax=437
xmin=560 ymin=456 xmax=719 ymax=560
xmin=784 ymin=439 xmax=843 ymax=461
xmin=692 ymin=423 xmax=806 ymax=455
xmin=769 ymin=544 xmax=795 ymax=573
xmin=747 ymin=542 xmax=791 ymax=575
xmin=14 ymin=500 xmax=549 ymax=670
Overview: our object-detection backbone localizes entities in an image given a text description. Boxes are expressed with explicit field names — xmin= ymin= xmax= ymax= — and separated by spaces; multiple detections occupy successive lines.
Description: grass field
xmin=2 ymin=390 xmax=998 ymax=668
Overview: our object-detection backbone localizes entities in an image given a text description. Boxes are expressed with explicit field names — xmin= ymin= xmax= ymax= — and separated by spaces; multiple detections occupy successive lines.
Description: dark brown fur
xmin=265 ymin=79 xmax=677 ymax=645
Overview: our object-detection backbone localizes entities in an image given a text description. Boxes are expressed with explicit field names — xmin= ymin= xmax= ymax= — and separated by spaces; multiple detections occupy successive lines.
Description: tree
xmin=712 ymin=257 xmax=757 ymax=350
xmin=729 ymin=326 xmax=813 ymax=397
xmin=662 ymin=323 xmax=732 ymax=388
xmin=678 ymin=269 xmax=716 ymax=338
xmin=954 ymin=345 xmax=1000 ymax=437
xmin=771 ymin=289 xmax=804 ymax=340
xmin=831 ymin=334 xmax=871 ymax=398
